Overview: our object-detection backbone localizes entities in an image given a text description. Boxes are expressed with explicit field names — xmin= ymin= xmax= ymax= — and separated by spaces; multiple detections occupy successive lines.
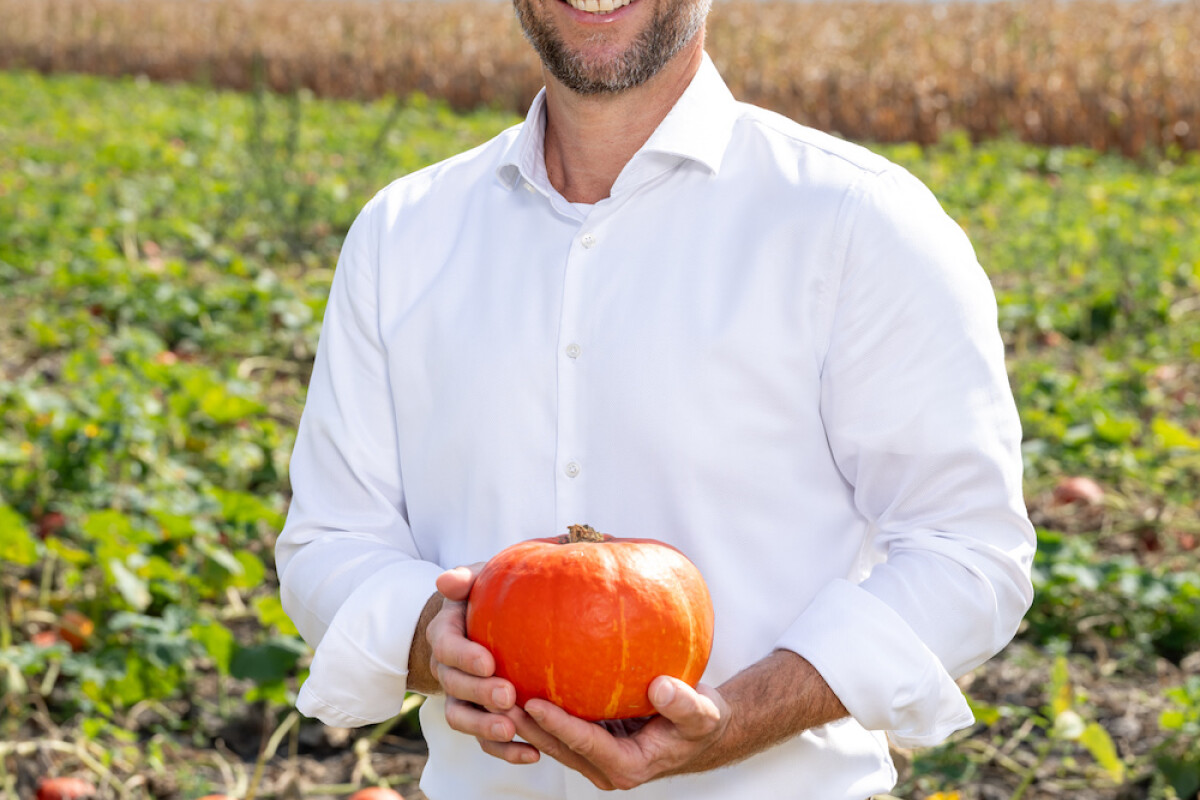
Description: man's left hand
xmin=489 ymin=676 xmax=731 ymax=791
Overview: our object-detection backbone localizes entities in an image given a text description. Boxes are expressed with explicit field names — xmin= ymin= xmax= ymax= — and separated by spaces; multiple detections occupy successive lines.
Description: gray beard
xmin=513 ymin=0 xmax=710 ymax=95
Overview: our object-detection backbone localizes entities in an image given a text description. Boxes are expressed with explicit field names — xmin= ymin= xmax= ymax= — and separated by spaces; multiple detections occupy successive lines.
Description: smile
xmin=561 ymin=0 xmax=634 ymax=14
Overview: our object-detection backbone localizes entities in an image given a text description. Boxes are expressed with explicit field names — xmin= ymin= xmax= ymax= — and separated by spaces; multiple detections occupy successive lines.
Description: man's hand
xmin=477 ymin=649 xmax=849 ymax=788
xmin=501 ymin=676 xmax=731 ymax=790
xmin=422 ymin=565 xmax=531 ymax=758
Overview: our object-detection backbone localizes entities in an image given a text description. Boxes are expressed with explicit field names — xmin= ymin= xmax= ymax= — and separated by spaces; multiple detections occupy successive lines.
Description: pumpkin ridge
xmin=607 ymin=593 xmax=628 ymax=720
xmin=546 ymin=661 xmax=560 ymax=707
xmin=680 ymin=568 xmax=701 ymax=682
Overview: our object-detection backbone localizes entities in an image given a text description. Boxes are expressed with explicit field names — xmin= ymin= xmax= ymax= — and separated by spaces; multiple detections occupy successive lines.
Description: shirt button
xmin=564 ymin=461 xmax=581 ymax=478
xmin=581 ymin=233 xmax=597 ymax=249
xmin=565 ymin=343 xmax=582 ymax=359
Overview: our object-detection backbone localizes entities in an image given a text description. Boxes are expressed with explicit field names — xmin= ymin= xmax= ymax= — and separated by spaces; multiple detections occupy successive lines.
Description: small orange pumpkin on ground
xmin=36 ymin=777 xmax=96 ymax=800
xmin=466 ymin=524 xmax=714 ymax=721
xmin=347 ymin=787 xmax=405 ymax=800
xmin=30 ymin=630 xmax=61 ymax=648
xmin=57 ymin=610 xmax=95 ymax=652
xmin=1051 ymin=475 xmax=1105 ymax=506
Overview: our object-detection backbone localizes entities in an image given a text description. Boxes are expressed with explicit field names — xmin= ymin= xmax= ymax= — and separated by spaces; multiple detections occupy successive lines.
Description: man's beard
xmin=513 ymin=0 xmax=710 ymax=95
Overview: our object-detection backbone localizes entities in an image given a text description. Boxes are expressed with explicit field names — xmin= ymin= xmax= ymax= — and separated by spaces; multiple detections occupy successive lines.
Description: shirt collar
xmin=496 ymin=88 xmax=553 ymax=193
xmin=497 ymin=52 xmax=738 ymax=196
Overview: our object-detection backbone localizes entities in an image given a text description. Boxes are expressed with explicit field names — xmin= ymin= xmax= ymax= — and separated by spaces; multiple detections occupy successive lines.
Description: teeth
xmin=564 ymin=0 xmax=631 ymax=13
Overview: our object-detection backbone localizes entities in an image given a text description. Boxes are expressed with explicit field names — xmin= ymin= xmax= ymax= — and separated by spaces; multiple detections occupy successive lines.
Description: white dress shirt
xmin=276 ymin=53 xmax=1036 ymax=800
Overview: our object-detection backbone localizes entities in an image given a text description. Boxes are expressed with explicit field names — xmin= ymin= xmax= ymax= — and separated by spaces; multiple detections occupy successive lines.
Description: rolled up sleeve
xmin=777 ymin=166 xmax=1036 ymax=747
xmin=275 ymin=197 xmax=442 ymax=728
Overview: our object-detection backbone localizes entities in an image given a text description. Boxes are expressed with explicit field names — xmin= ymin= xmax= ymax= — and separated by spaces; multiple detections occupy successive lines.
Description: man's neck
xmin=542 ymin=43 xmax=705 ymax=205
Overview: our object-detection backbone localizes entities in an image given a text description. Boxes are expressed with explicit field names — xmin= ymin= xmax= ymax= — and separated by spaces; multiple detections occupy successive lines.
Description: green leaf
xmin=967 ymin=695 xmax=1003 ymax=727
xmin=1157 ymin=756 xmax=1200 ymax=800
xmin=82 ymin=510 xmax=155 ymax=547
xmin=207 ymin=487 xmax=286 ymax=531
xmin=244 ymin=678 xmax=291 ymax=705
xmin=1049 ymin=655 xmax=1073 ymax=719
xmin=82 ymin=510 xmax=134 ymax=544
xmin=153 ymin=512 xmax=196 ymax=541
xmin=199 ymin=384 xmax=263 ymax=424
xmin=1159 ymin=710 xmax=1186 ymax=731
xmin=1152 ymin=417 xmax=1200 ymax=451
xmin=1079 ymin=722 xmax=1125 ymax=783
xmin=229 ymin=637 xmax=307 ymax=684
xmin=45 ymin=538 xmax=91 ymax=566
xmin=108 ymin=558 xmax=151 ymax=610
xmin=1092 ymin=410 xmax=1139 ymax=445
xmin=253 ymin=593 xmax=298 ymax=637
xmin=401 ymin=692 xmax=424 ymax=718
xmin=230 ymin=549 xmax=267 ymax=589
xmin=192 ymin=619 xmax=236 ymax=675
xmin=0 ymin=506 xmax=38 ymax=566
xmin=199 ymin=541 xmax=244 ymax=576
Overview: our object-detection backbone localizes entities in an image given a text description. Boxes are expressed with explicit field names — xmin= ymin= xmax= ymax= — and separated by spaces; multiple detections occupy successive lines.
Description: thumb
xmin=436 ymin=561 xmax=485 ymax=602
xmin=649 ymin=677 xmax=726 ymax=740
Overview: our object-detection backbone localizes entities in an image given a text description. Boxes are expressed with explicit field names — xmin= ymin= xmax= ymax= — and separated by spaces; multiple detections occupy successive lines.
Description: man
xmin=275 ymin=0 xmax=1036 ymax=794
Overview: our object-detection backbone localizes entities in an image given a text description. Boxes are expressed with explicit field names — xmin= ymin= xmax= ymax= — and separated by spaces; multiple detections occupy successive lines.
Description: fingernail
xmin=490 ymin=721 xmax=508 ymax=740
xmin=653 ymin=680 xmax=675 ymax=706
xmin=526 ymin=703 xmax=545 ymax=722
xmin=492 ymin=687 xmax=512 ymax=708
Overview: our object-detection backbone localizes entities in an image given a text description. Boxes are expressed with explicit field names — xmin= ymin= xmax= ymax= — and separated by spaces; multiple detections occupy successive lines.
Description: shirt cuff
xmin=776 ymin=578 xmax=975 ymax=748
xmin=296 ymin=559 xmax=444 ymax=728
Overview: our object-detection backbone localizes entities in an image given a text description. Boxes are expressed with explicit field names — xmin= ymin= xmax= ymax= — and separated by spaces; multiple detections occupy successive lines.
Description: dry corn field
xmin=1 ymin=0 xmax=1199 ymax=155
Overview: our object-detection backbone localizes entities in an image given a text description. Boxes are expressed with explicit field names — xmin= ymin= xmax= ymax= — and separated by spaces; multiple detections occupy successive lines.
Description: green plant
xmin=1027 ymin=530 xmax=1200 ymax=663
xmin=1152 ymin=677 xmax=1200 ymax=799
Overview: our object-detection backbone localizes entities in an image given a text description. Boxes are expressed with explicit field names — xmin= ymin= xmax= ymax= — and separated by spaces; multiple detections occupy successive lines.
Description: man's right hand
xmin=426 ymin=565 xmax=535 ymax=761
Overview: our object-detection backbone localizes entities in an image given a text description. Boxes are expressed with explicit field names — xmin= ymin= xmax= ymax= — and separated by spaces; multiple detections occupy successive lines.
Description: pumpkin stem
xmin=566 ymin=524 xmax=606 ymax=543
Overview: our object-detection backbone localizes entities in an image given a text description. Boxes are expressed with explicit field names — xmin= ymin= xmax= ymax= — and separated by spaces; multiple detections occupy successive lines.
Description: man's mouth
xmin=561 ymin=0 xmax=634 ymax=14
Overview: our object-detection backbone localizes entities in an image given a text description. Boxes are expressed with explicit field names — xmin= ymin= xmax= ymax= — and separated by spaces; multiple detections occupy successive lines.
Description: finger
xmin=437 ymin=663 xmax=515 ymax=711
xmin=435 ymin=561 xmax=485 ymax=602
xmin=511 ymin=706 xmax=617 ymax=790
xmin=524 ymin=700 xmax=644 ymax=770
xmin=648 ymin=677 xmax=725 ymax=740
xmin=478 ymin=736 xmax=541 ymax=765
xmin=444 ymin=696 xmax=518 ymax=742
xmin=428 ymin=608 xmax=495 ymax=678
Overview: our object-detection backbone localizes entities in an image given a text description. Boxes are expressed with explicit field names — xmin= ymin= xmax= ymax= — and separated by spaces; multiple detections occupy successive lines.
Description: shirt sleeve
xmin=275 ymin=197 xmax=444 ymax=729
xmin=775 ymin=166 xmax=1036 ymax=748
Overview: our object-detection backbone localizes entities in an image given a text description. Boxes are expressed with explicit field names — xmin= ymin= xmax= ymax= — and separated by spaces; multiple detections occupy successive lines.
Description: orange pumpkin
xmin=35 ymin=777 xmax=96 ymax=800
xmin=347 ymin=788 xmax=405 ymax=800
xmin=58 ymin=610 xmax=94 ymax=652
xmin=465 ymin=524 xmax=714 ymax=721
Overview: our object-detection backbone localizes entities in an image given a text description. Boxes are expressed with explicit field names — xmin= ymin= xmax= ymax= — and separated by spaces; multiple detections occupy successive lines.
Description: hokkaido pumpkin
xmin=347 ymin=787 xmax=406 ymax=800
xmin=35 ymin=778 xmax=96 ymax=800
xmin=465 ymin=524 xmax=714 ymax=721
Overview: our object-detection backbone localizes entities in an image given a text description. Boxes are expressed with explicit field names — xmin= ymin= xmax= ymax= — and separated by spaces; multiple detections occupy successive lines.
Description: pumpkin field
xmin=1 ymin=1 xmax=1200 ymax=799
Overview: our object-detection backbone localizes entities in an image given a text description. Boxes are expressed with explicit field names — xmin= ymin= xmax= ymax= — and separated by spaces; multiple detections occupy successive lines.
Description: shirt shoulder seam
xmin=815 ymin=168 xmax=880 ymax=373
xmin=732 ymin=102 xmax=894 ymax=178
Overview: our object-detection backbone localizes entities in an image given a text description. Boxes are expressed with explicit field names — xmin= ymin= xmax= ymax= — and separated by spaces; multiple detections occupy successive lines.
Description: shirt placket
xmin=553 ymin=214 xmax=600 ymax=535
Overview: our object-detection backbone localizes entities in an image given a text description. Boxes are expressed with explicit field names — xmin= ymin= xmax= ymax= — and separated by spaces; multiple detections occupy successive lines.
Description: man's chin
xmin=518 ymin=0 xmax=706 ymax=96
